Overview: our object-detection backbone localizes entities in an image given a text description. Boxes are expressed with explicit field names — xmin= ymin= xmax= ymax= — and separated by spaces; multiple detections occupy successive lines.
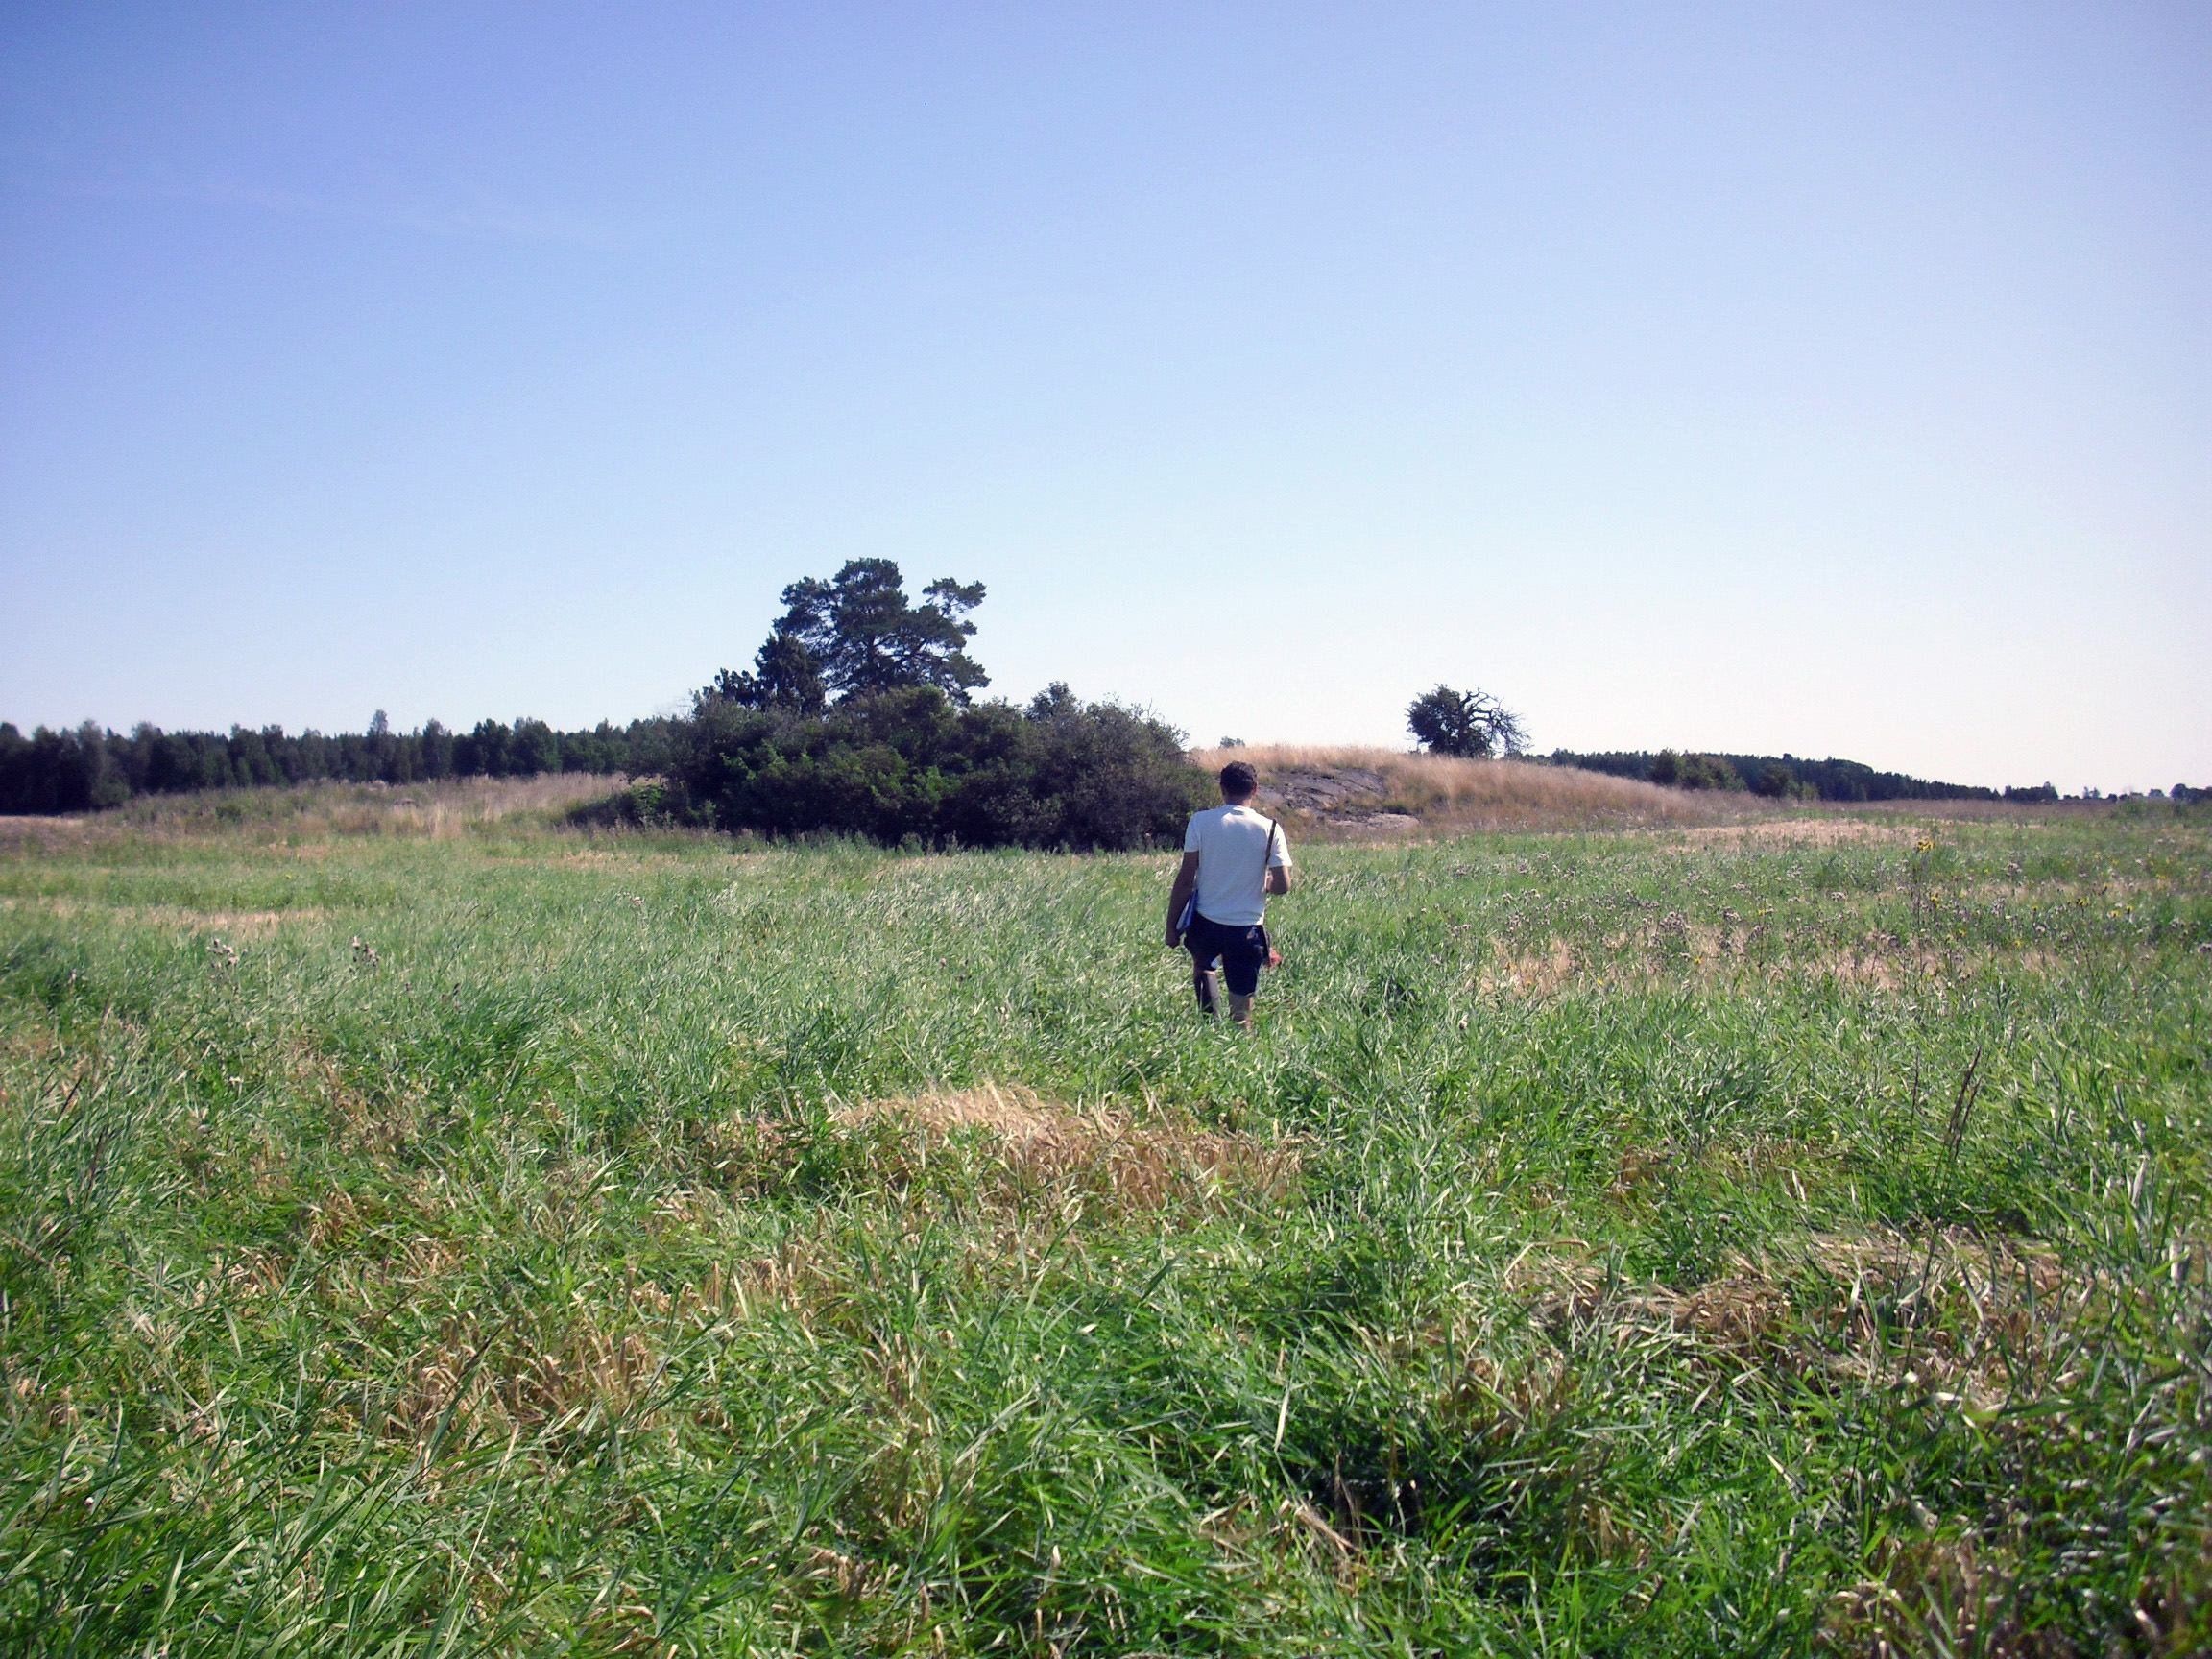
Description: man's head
xmin=1218 ymin=760 xmax=1258 ymax=803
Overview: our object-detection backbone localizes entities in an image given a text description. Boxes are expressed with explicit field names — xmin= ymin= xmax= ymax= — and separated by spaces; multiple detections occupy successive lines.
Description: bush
xmin=1647 ymin=749 xmax=1744 ymax=792
xmin=663 ymin=684 xmax=1211 ymax=849
xmin=1753 ymin=762 xmax=1816 ymax=801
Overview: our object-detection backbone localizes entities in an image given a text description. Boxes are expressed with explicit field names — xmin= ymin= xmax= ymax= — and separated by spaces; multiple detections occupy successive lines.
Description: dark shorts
xmin=1185 ymin=912 xmax=1270 ymax=998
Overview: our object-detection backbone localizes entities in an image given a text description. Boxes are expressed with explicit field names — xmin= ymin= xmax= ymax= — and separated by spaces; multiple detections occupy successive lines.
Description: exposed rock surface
xmin=1254 ymin=767 xmax=1387 ymax=816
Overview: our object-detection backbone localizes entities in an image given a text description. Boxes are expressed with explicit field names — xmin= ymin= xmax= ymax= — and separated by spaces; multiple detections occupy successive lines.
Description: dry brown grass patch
xmin=1199 ymin=745 xmax=1763 ymax=837
xmin=159 ymin=904 xmax=326 ymax=937
xmin=1480 ymin=920 xmax=2094 ymax=999
xmin=1675 ymin=819 xmax=1919 ymax=848
xmin=303 ymin=1188 xmax=372 ymax=1250
xmin=20 ymin=772 xmax=637 ymax=846
xmin=502 ymin=1315 xmax=663 ymax=1431
xmin=1818 ymin=1522 xmax=2208 ymax=1658
xmin=291 ymin=1049 xmax=426 ymax=1158
xmin=0 ymin=817 xmax=91 ymax=854
xmin=373 ymin=1307 xmax=667 ymax=1446
xmin=1479 ymin=938 xmax=1579 ymax=998
xmin=1522 ymin=1228 xmax=2080 ymax=1408
xmin=838 ymin=1084 xmax=1304 ymax=1214
xmin=0 ymin=897 xmax=327 ymax=937
xmin=1530 ymin=1270 xmax=1794 ymax=1362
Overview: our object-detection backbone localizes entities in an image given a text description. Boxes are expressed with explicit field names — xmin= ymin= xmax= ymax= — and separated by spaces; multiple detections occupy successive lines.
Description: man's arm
xmin=1165 ymin=851 xmax=1200 ymax=946
xmin=1265 ymin=863 xmax=1292 ymax=896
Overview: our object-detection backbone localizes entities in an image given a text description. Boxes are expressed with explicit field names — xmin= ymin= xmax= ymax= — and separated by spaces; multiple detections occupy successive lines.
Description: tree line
xmin=1547 ymin=748 xmax=2093 ymax=804
xmin=0 ymin=713 xmax=684 ymax=816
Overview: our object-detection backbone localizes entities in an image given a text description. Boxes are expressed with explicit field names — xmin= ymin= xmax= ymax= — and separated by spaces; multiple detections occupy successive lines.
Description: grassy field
xmin=0 ymin=785 xmax=2206 ymax=1655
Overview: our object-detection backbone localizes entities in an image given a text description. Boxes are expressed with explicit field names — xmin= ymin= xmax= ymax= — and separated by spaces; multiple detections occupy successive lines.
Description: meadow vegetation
xmin=0 ymin=779 xmax=2206 ymax=1654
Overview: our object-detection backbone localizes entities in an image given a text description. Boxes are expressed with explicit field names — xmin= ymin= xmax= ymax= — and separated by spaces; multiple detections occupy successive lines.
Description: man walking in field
xmin=1166 ymin=760 xmax=1292 ymax=1030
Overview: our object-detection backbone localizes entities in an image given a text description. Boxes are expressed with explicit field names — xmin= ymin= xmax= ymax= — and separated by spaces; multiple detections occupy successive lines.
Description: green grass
xmin=0 ymin=801 xmax=2207 ymax=1654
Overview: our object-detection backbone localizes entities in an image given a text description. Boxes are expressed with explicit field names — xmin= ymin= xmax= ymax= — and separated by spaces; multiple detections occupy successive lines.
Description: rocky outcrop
xmin=1254 ymin=767 xmax=1386 ymax=816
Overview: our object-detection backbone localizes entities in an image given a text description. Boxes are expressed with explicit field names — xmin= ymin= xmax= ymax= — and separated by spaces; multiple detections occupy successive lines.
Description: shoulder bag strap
xmin=1260 ymin=817 xmax=1284 ymax=954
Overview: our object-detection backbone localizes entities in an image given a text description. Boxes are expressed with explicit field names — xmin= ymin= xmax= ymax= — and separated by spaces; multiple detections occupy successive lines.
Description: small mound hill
xmin=1194 ymin=745 xmax=1764 ymax=836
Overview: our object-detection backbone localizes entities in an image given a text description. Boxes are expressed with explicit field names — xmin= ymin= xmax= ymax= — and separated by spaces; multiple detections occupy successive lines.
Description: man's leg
xmin=1187 ymin=931 xmax=1221 ymax=1014
xmin=1193 ymin=964 xmax=1221 ymax=1014
xmin=1222 ymin=927 xmax=1264 ymax=1031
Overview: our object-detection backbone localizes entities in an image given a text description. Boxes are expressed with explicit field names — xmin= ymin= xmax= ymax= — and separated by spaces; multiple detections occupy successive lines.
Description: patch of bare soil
xmin=837 ymin=1083 xmax=1303 ymax=1214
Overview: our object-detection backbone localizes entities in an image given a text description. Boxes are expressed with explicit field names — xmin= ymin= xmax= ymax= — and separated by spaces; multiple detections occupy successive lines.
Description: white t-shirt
xmin=1184 ymin=804 xmax=1292 ymax=927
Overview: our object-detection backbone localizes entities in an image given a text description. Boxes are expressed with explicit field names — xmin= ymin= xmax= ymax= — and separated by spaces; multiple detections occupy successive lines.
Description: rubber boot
xmin=1192 ymin=963 xmax=1221 ymax=1016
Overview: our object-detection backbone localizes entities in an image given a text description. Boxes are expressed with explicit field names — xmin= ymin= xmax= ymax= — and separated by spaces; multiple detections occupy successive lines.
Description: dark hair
xmin=1218 ymin=760 xmax=1258 ymax=798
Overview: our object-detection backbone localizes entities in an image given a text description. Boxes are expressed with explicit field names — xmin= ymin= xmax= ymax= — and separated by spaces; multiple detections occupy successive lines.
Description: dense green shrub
xmin=663 ymin=683 xmax=1210 ymax=849
xmin=1647 ymin=749 xmax=1744 ymax=791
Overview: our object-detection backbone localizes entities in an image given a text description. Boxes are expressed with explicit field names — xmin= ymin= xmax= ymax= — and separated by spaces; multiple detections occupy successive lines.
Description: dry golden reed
xmin=1197 ymin=744 xmax=1762 ymax=835
xmin=0 ymin=771 xmax=630 ymax=847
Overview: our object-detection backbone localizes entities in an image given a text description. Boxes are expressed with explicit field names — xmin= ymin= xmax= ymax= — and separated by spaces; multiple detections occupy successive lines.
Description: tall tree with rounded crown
xmin=707 ymin=560 xmax=987 ymax=710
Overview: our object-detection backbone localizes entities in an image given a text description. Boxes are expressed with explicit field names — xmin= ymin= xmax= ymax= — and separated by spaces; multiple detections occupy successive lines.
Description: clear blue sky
xmin=4 ymin=3 xmax=2206 ymax=792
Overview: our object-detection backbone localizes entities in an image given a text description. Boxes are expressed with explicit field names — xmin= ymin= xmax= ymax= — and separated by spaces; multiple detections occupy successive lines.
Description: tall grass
xmin=0 ymin=794 xmax=2205 ymax=1653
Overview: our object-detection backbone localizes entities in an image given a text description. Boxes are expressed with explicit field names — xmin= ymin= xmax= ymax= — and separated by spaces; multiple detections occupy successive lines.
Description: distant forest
xmin=0 ymin=715 xmax=681 ymax=816
xmin=1549 ymin=749 xmax=2086 ymax=805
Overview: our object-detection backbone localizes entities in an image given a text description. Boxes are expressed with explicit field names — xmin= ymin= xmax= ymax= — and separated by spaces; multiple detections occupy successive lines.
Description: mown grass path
xmin=1 ymin=807 xmax=2206 ymax=1654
